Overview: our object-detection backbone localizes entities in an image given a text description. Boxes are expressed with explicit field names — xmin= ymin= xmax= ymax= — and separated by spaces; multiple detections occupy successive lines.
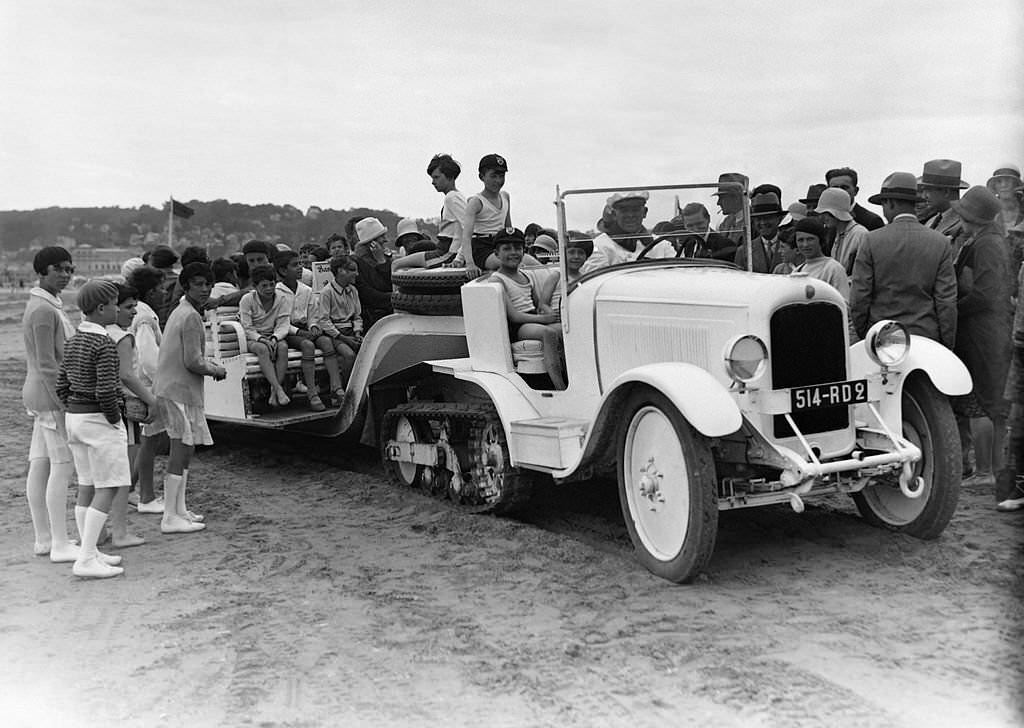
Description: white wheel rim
xmin=623 ymin=405 xmax=690 ymax=560
xmin=394 ymin=416 xmax=419 ymax=485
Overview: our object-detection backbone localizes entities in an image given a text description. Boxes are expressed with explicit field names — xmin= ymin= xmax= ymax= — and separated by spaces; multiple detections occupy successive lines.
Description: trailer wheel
xmin=392 ymin=292 xmax=463 ymax=316
xmin=617 ymin=387 xmax=718 ymax=583
xmin=381 ymin=411 xmax=432 ymax=488
xmin=852 ymin=373 xmax=960 ymax=539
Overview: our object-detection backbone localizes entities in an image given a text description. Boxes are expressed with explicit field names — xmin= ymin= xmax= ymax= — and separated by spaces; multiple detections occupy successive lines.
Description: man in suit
xmin=918 ymin=158 xmax=969 ymax=242
xmin=850 ymin=172 xmax=957 ymax=348
xmin=735 ymin=192 xmax=786 ymax=273
xmin=826 ymin=167 xmax=885 ymax=231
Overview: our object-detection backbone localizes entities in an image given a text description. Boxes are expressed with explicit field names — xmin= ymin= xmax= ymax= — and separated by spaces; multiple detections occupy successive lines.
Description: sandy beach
xmin=0 ymin=290 xmax=1021 ymax=727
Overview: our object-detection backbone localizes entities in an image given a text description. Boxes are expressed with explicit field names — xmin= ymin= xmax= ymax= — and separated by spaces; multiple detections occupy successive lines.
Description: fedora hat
xmin=868 ymin=172 xmax=925 ymax=205
xmin=355 ymin=217 xmax=387 ymax=245
xmin=750 ymin=183 xmax=781 ymax=201
xmin=987 ymin=164 xmax=1022 ymax=191
xmin=712 ymin=172 xmax=748 ymax=197
xmin=920 ymin=159 xmax=969 ymax=189
xmin=798 ymin=183 xmax=827 ymax=206
xmin=813 ymin=187 xmax=853 ymax=222
xmin=951 ymin=186 xmax=1001 ymax=224
xmin=749 ymin=192 xmax=785 ymax=217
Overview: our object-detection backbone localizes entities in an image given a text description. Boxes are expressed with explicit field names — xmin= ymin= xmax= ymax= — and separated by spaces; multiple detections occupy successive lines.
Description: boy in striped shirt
xmin=56 ymin=279 xmax=129 ymax=579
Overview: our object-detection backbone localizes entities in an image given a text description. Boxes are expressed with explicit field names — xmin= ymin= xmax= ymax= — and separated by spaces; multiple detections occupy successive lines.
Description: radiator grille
xmin=770 ymin=302 xmax=848 ymax=438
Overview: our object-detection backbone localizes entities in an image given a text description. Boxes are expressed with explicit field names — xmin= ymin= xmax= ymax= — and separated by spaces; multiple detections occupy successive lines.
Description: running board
xmin=509 ymin=417 xmax=589 ymax=470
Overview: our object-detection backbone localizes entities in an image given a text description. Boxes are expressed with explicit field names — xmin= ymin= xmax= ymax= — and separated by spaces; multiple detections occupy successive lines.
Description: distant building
xmin=72 ymin=245 xmax=138 ymax=276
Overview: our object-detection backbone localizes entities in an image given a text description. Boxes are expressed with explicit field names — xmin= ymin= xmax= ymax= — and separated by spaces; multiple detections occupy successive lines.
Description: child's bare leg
xmin=517 ymin=323 xmax=567 ymax=390
xmin=253 ymin=341 xmax=288 ymax=405
xmin=275 ymin=340 xmax=289 ymax=388
xmin=317 ymin=336 xmax=344 ymax=393
xmin=109 ymin=486 xmax=145 ymax=547
xmin=335 ymin=342 xmax=356 ymax=388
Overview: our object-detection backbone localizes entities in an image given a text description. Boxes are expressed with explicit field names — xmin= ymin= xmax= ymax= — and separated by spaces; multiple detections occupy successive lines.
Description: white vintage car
xmin=377 ymin=183 xmax=972 ymax=583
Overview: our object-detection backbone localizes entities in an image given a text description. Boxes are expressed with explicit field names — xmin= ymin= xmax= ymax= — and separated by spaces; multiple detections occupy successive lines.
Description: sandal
xmin=309 ymin=394 xmax=326 ymax=412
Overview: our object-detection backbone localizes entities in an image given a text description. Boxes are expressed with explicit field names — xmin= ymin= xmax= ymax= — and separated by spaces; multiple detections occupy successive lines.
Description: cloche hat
xmin=813 ymin=187 xmax=854 ymax=222
xmin=951 ymin=186 xmax=1001 ymax=224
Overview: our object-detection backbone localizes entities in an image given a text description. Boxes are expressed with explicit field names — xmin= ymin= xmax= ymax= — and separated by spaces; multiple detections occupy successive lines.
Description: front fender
xmin=605 ymin=363 xmax=742 ymax=437
xmin=850 ymin=334 xmax=972 ymax=396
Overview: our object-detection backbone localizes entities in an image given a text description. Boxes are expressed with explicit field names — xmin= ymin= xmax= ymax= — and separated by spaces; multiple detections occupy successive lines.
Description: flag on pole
xmin=171 ymin=198 xmax=195 ymax=219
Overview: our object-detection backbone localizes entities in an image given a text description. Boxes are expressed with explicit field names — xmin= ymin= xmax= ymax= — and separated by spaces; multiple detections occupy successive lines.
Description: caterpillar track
xmin=380 ymin=402 xmax=534 ymax=515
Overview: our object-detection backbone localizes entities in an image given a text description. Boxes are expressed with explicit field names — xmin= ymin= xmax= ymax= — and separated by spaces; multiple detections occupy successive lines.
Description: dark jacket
xmin=849 ymin=215 xmax=958 ymax=348
xmin=353 ymin=251 xmax=393 ymax=329
xmin=953 ymin=222 xmax=1011 ymax=415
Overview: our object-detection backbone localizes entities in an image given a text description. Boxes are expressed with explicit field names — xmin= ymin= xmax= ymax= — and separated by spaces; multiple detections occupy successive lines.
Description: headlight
xmin=865 ymin=320 xmax=910 ymax=367
xmin=724 ymin=335 xmax=768 ymax=383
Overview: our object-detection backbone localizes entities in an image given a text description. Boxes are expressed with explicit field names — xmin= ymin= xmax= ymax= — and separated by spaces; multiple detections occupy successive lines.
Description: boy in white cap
xmin=56 ymin=279 xmax=129 ymax=578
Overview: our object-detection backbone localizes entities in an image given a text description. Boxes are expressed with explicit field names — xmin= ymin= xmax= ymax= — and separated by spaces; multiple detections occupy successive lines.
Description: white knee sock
xmin=45 ymin=462 xmax=75 ymax=547
xmin=78 ymin=508 xmax=108 ymax=561
xmin=27 ymin=459 xmax=50 ymax=547
xmin=179 ymin=469 xmax=189 ymax=516
xmin=162 ymin=474 xmax=183 ymax=521
xmin=74 ymin=505 xmax=88 ymax=542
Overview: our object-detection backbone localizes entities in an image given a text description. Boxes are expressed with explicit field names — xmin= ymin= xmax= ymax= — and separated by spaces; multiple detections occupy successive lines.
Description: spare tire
xmin=392 ymin=267 xmax=475 ymax=295
xmin=392 ymin=291 xmax=463 ymax=316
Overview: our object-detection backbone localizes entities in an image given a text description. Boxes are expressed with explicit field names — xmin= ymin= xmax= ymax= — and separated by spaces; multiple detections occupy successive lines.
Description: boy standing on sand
xmin=56 ymin=279 xmax=129 ymax=578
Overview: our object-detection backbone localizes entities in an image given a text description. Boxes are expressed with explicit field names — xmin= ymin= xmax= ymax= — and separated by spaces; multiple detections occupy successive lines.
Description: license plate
xmin=791 ymin=380 xmax=868 ymax=411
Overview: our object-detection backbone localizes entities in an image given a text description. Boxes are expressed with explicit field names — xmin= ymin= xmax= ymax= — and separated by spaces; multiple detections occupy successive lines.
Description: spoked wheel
xmin=617 ymin=388 xmax=717 ymax=583
xmin=852 ymin=373 xmax=960 ymax=538
xmin=381 ymin=412 xmax=432 ymax=489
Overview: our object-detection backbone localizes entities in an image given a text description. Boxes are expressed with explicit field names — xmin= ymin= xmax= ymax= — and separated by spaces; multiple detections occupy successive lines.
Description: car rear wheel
xmin=852 ymin=373 xmax=960 ymax=539
xmin=617 ymin=388 xmax=718 ymax=583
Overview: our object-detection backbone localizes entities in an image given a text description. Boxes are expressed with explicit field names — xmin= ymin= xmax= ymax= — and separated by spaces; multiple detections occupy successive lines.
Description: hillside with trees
xmin=0 ymin=200 xmax=438 ymax=260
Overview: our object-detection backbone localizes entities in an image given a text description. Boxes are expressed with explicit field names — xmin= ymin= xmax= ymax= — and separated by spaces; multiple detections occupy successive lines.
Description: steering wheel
xmin=636 ymin=236 xmax=676 ymax=261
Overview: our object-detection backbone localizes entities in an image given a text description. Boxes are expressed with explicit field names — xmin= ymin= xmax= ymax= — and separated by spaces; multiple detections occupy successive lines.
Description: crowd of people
xmin=20 ymin=153 xmax=1024 ymax=579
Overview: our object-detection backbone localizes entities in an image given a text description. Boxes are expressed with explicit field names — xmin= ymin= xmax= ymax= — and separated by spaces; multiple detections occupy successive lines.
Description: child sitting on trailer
xmin=238 ymin=264 xmax=292 ymax=407
xmin=316 ymin=254 xmax=362 ymax=394
xmin=490 ymin=228 xmax=566 ymax=390
xmin=274 ymin=249 xmax=346 ymax=410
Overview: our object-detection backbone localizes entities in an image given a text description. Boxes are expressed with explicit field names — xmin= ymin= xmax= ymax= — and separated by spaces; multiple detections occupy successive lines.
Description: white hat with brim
xmin=607 ymin=191 xmax=650 ymax=208
xmin=812 ymin=187 xmax=853 ymax=222
xmin=396 ymin=218 xmax=426 ymax=241
xmin=356 ymin=217 xmax=387 ymax=244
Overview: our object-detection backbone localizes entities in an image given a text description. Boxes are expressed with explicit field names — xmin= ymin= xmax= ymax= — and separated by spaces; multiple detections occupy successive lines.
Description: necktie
xmin=930 ymin=215 xmax=941 ymax=229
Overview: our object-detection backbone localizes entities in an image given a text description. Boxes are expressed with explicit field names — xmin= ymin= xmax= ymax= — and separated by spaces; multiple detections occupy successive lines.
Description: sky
xmin=2 ymin=0 xmax=1022 ymax=232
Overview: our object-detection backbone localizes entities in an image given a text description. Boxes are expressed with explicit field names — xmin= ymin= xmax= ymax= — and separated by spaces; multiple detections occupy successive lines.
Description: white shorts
xmin=65 ymin=412 xmax=131 ymax=489
xmin=27 ymin=411 xmax=73 ymax=464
